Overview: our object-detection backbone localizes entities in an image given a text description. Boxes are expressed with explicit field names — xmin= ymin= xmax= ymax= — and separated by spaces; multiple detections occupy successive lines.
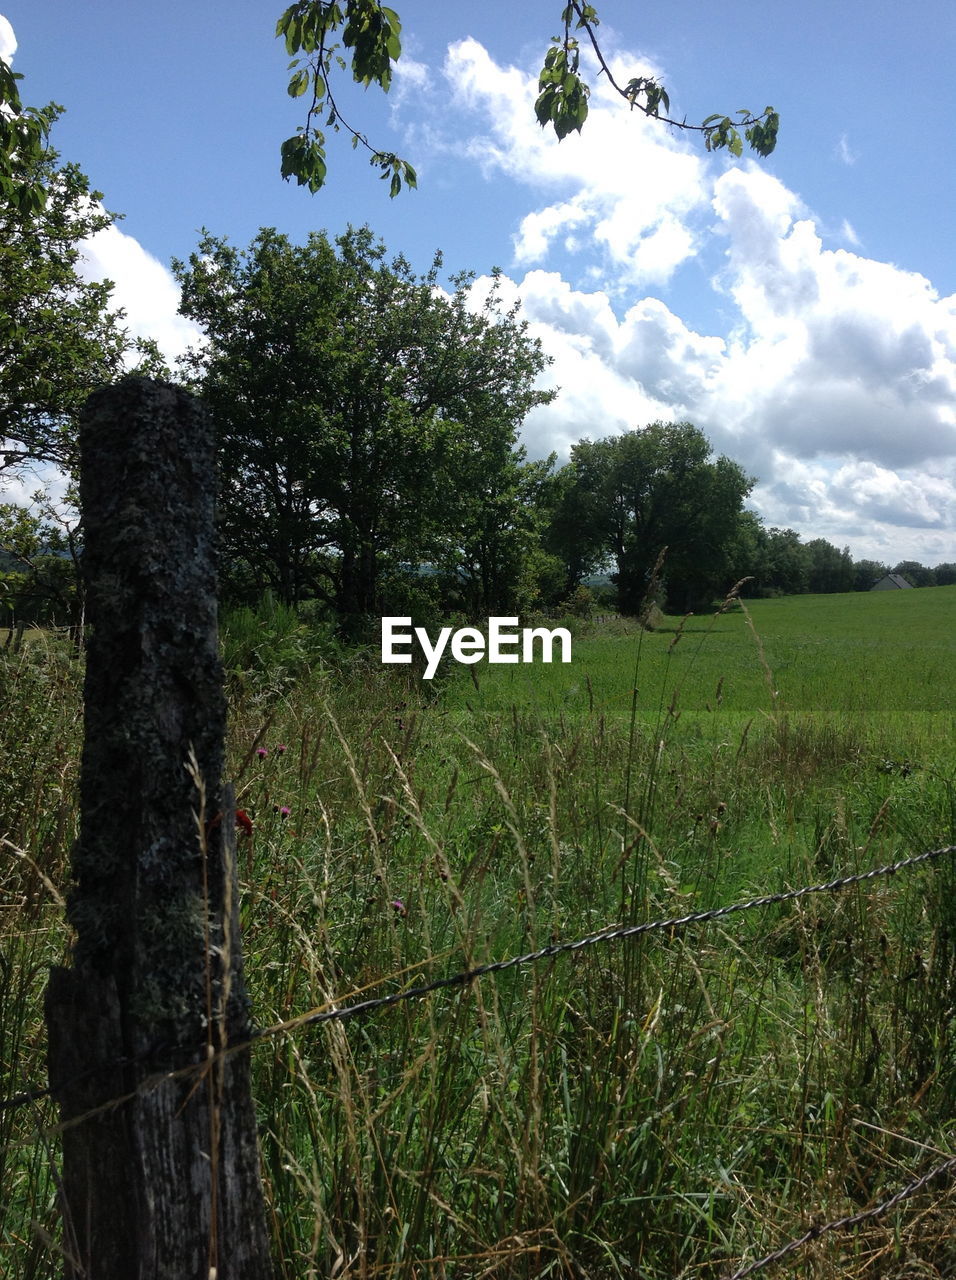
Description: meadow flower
xmin=391 ymin=899 xmax=407 ymax=917
xmin=256 ymin=746 xmax=268 ymax=759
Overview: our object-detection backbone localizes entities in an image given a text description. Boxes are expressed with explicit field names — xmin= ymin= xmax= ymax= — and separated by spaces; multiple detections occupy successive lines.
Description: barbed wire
xmin=723 ymin=1153 xmax=956 ymax=1279
xmin=248 ymin=840 xmax=955 ymax=1038
xmin=3 ymin=841 xmax=955 ymax=1277
xmin=3 ymin=841 xmax=953 ymax=1117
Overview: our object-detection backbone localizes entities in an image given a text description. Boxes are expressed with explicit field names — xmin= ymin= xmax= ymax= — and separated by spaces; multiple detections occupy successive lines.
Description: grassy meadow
xmin=2 ymin=587 xmax=956 ymax=1278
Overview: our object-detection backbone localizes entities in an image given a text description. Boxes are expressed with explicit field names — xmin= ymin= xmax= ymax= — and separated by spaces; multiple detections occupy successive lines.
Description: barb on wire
xmin=250 ymin=841 xmax=955 ymax=1040
xmin=3 ymin=843 xmax=954 ymax=1117
xmin=723 ymin=1153 xmax=956 ymax=1279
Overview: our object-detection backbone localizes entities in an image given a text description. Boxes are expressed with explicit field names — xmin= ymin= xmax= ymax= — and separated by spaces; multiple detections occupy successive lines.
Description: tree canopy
xmin=548 ymin=422 xmax=754 ymax=614
xmin=0 ymin=103 xmax=165 ymax=487
xmin=0 ymin=56 xmax=57 ymax=215
xmin=174 ymin=226 xmax=554 ymax=634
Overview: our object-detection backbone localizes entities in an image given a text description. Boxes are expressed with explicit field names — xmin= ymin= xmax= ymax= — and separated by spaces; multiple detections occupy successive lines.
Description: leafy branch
xmin=276 ymin=1 xmax=416 ymax=197
xmin=276 ymin=1 xmax=779 ymax=194
xmin=0 ymin=58 xmax=59 ymax=214
xmin=539 ymin=1 xmax=779 ymax=157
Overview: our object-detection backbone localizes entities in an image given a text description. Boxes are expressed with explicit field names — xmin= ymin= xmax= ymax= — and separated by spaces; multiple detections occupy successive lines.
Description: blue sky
xmin=4 ymin=1 xmax=956 ymax=565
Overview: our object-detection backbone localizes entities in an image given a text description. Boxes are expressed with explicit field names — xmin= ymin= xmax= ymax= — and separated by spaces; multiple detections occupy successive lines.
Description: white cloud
xmin=441 ymin=37 xmax=709 ymax=290
xmin=77 ymin=222 xmax=203 ymax=365
xmin=0 ymin=14 xmax=16 ymax=64
xmin=836 ymin=133 xmax=858 ymax=166
xmin=840 ymin=218 xmax=860 ymax=247
xmin=390 ymin=53 xmax=432 ymax=109
xmin=439 ymin=60 xmax=956 ymax=563
xmin=706 ymin=167 xmax=956 ymax=478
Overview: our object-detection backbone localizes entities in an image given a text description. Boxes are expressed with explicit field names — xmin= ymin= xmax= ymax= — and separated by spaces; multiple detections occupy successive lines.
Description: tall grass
xmin=2 ymin=592 xmax=956 ymax=1277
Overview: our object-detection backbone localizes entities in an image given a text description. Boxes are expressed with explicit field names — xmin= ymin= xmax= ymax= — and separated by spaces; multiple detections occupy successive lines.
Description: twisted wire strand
xmin=723 ymin=1153 xmax=956 ymax=1279
xmin=248 ymin=841 xmax=955 ymax=1036
xmin=4 ymin=842 xmax=952 ymax=1115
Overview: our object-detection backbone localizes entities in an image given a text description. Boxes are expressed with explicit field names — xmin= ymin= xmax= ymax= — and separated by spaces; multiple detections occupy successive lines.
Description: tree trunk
xmin=45 ymin=377 xmax=273 ymax=1280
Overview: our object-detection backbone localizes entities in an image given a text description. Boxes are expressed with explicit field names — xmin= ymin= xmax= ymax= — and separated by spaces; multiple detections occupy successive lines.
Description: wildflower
xmin=390 ymin=899 xmax=407 ymax=918
xmin=279 ymin=806 xmax=291 ymax=818
xmin=276 ymin=743 xmax=287 ymax=754
xmin=256 ymin=746 xmax=268 ymax=759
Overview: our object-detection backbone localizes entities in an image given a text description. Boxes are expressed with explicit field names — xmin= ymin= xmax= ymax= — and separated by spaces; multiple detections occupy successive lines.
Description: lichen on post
xmin=45 ymin=377 xmax=272 ymax=1279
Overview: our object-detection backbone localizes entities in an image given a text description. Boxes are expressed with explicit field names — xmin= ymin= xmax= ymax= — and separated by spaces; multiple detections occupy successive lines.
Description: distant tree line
xmin=719 ymin=517 xmax=956 ymax=597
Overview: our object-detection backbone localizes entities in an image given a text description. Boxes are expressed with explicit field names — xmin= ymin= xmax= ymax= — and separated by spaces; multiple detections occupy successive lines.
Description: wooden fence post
xmin=45 ymin=377 xmax=272 ymax=1279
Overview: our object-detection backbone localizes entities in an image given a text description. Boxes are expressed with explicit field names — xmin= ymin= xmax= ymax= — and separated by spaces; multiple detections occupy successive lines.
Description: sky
xmin=3 ymin=0 xmax=956 ymax=567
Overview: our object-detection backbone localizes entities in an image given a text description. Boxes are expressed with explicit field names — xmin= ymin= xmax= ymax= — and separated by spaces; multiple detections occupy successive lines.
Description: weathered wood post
xmin=45 ymin=377 xmax=272 ymax=1279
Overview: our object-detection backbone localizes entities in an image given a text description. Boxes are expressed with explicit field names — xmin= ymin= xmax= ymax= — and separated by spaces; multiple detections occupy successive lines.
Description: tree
xmin=174 ymin=227 xmax=553 ymax=633
xmin=804 ymin=538 xmax=854 ymax=594
xmin=893 ymin=559 xmax=936 ymax=588
xmin=853 ymin=558 xmax=889 ymax=592
xmin=0 ymin=55 xmax=57 ymax=214
xmin=0 ymin=497 xmax=82 ymax=630
xmin=555 ymin=422 xmax=753 ymax=615
xmin=435 ymin=448 xmax=557 ymax=618
xmin=712 ymin=509 xmax=772 ymax=598
xmin=273 ymin=1 xmax=779 ymax=194
xmin=544 ymin=448 xmax=614 ymax=597
xmin=0 ymin=108 xmax=161 ymax=485
xmin=760 ymin=527 xmax=809 ymax=596
xmin=934 ymin=562 xmax=956 ymax=587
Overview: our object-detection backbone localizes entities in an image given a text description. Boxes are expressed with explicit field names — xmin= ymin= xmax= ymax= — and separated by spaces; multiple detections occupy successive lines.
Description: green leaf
xmin=534 ymin=86 xmax=557 ymax=129
xmin=287 ymin=69 xmax=310 ymax=98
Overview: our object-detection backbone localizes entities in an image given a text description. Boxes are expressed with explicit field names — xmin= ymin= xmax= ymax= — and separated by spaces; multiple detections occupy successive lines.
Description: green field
xmin=2 ymin=587 xmax=956 ymax=1278
xmin=446 ymin=585 xmax=956 ymax=721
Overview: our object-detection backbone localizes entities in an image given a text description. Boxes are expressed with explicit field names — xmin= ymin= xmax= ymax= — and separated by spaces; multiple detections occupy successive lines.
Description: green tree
xmin=934 ymin=562 xmax=956 ymax=587
xmin=174 ymin=227 xmax=553 ymax=633
xmin=273 ymin=1 xmax=779 ymax=193
xmin=0 ymin=108 xmax=159 ymax=484
xmin=436 ymin=449 xmax=556 ymax=618
xmin=544 ymin=449 xmax=613 ymax=597
xmin=761 ymin=527 xmax=809 ymax=595
xmin=0 ymin=54 xmax=57 ymax=215
xmin=853 ymin=558 xmax=889 ymax=592
xmin=0 ymin=498 xmax=81 ymax=629
xmin=893 ymin=559 xmax=935 ymax=588
xmin=556 ymin=422 xmax=753 ymax=615
xmin=804 ymin=537 xmax=854 ymax=594
xmin=719 ymin=509 xmax=770 ymax=597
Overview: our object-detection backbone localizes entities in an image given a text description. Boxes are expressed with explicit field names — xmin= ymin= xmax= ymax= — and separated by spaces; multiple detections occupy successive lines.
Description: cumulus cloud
xmin=77 ymin=222 xmax=203 ymax=365
xmin=0 ymin=14 xmax=16 ymax=64
xmin=418 ymin=40 xmax=956 ymax=563
xmin=708 ymin=167 xmax=956 ymax=473
xmin=441 ymin=37 xmax=709 ymax=291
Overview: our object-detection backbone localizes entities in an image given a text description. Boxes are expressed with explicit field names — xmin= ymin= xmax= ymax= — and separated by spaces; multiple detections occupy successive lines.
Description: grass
xmin=2 ymin=587 xmax=956 ymax=1277
xmin=444 ymin=588 xmax=956 ymax=719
